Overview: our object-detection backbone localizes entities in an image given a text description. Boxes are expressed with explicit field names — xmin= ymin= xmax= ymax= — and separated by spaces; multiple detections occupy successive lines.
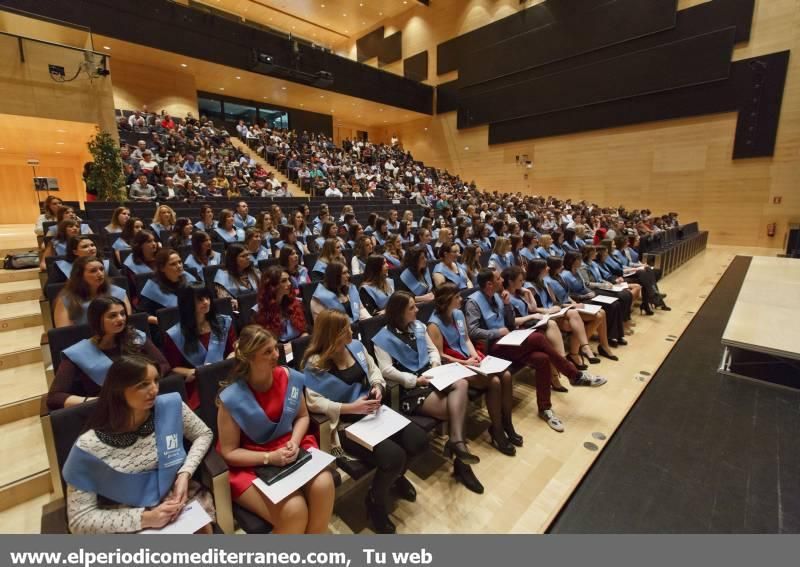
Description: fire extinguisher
xmin=767 ymin=223 xmax=776 ymax=237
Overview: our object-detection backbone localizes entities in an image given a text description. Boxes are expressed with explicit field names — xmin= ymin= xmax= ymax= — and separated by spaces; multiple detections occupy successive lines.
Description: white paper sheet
xmin=495 ymin=329 xmax=535 ymax=346
xmin=591 ymin=295 xmax=619 ymax=305
xmin=345 ymin=406 xmax=411 ymax=451
xmin=611 ymin=283 xmax=629 ymax=292
xmin=577 ymin=303 xmax=603 ymax=315
xmin=423 ymin=363 xmax=476 ymax=391
xmin=252 ymin=448 xmax=336 ymax=504
xmin=466 ymin=355 xmax=512 ymax=376
xmin=139 ymin=499 xmax=212 ymax=534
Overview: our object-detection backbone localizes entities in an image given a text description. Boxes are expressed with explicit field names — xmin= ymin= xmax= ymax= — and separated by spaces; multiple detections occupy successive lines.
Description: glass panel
xmin=224 ymin=102 xmax=257 ymax=124
xmin=258 ymin=108 xmax=289 ymax=130
xmin=198 ymin=97 xmax=223 ymax=122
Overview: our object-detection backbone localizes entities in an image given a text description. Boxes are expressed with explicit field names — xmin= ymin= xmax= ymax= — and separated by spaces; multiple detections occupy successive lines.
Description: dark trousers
xmin=341 ymin=421 xmax=428 ymax=506
xmin=597 ymin=289 xmax=633 ymax=322
xmin=490 ymin=331 xmax=579 ymax=412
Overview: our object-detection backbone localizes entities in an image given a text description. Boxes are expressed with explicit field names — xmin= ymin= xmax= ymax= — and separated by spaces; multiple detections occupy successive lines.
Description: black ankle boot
xmin=392 ymin=475 xmax=417 ymax=502
xmin=502 ymin=419 xmax=524 ymax=447
xmin=453 ymin=459 xmax=484 ymax=494
xmin=365 ymin=490 xmax=396 ymax=534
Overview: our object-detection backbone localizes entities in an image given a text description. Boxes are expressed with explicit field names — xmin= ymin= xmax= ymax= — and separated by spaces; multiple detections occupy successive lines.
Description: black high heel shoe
xmin=443 ymin=440 xmax=480 ymax=465
xmin=392 ymin=475 xmax=417 ymax=502
xmin=453 ymin=459 xmax=484 ymax=494
xmin=640 ymin=304 xmax=655 ymax=316
xmin=503 ymin=419 xmax=524 ymax=447
xmin=489 ymin=429 xmax=516 ymax=456
xmin=597 ymin=345 xmax=619 ymax=361
xmin=568 ymin=353 xmax=588 ymax=371
xmin=580 ymin=345 xmax=601 ymax=364
xmin=365 ymin=490 xmax=396 ymax=534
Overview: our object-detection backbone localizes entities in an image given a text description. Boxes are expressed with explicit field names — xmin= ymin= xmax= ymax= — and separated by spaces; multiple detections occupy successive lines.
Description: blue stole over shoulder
xmin=428 ymin=310 xmax=469 ymax=358
xmin=477 ymin=238 xmax=492 ymax=253
xmin=123 ymin=255 xmax=153 ymax=275
xmin=233 ymin=214 xmax=255 ymax=230
xmin=587 ymin=261 xmax=604 ymax=282
xmin=400 ymin=268 xmax=432 ymax=296
xmin=372 ymin=321 xmax=429 ymax=372
xmin=54 ymin=239 xmax=68 ymax=256
xmin=250 ymin=246 xmax=270 ymax=264
xmin=311 ymin=258 xmax=328 ymax=274
xmin=509 ymin=294 xmax=529 ymax=317
xmin=214 ymin=227 xmax=244 ymax=243
xmin=65 ymin=285 xmax=127 ymax=326
xmin=361 ymin=280 xmax=394 ymax=310
xmin=62 ymin=393 xmax=185 ymax=507
xmin=562 ymin=271 xmax=588 ymax=295
xmin=213 ymin=269 xmax=257 ymax=298
xmin=383 ymin=253 xmax=402 ymax=268
xmin=433 ymin=262 xmax=469 ymax=289
xmin=312 ymin=284 xmax=362 ymax=323
xmin=535 ymin=246 xmax=549 ymax=259
xmin=194 ymin=220 xmax=217 ymax=232
xmin=112 ymin=238 xmax=131 ymax=252
xmin=289 ymin=267 xmax=310 ymax=290
xmin=141 ymin=273 xmax=198 ymax=308
xmin=489 ymin=252 xmax=513 ymax=270
xmin=183 ymin=252 xmax=221 ymax=282
xmin=62 ymin=329 xmax=146 ymax=385
xmin=219 ymin=368 xmax=304 ymax=444
xmin=519 ymin=248 xmax=536 ymax=263
xmin=468 ymin=291 xmax=505 ymax=330
xmin=304 ymin=341 xmax=370 ymax=403
xmin=424 ymin=244 xmax=436 ymax=261
xmin=166 ymin=315 xmax=232 ymax=368
xmin=544 ymin=275 xmax=569 ymax=304
xmin=57 ymin=259 xmax=110 ymax=279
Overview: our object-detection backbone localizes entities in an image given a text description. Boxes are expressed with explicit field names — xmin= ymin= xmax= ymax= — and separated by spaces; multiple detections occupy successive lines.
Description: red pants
xmin=490 ymin=332 xmax=579 ymax=412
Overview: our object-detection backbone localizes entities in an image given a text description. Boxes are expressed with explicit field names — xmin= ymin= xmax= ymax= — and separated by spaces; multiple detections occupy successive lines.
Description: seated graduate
xmin=167 ymin=217 xmax=194 ymax=249
xmin=244 ymin=227 xmax=271 ymax=264
xmin=213 ymin=243 xmax=260 ymax=309
xmin=123 ymin=230 xmax=159 ymax=282
xmin=313 ymin=222 xmax=342 ymax=253
xmin=382 ymin=234 xmax=405 ymax=269
xmin=581 ymin=245 xmax=637 ymax=334
xmin=310 ymin=260 xmax=370 ymax=323
xmin=359 ymin=255 xmax=395 ymax=316
xmin=217 ymin=325 xmax=334 ymax=534
xmin=278 ymin=246 xmax=310 ymax=295
xmin=373 ymin=291 xmax=484 ymax=494
xmin=347 ymin=223 xmax=364 ymax=250
xmin=163 ymin=284 xmax=237 ymax=409
xmin=545 ymin=257 xmax=618 ymax=362
xmin=474 ymin=223 xmax=493 ymax=253
xmin=372 ymin=217 xmax=390 ymax=248
xmin=454 ymin=224 xmax=472 ymax=253
xmin=274 ymin=225 xmax=309 ymax=262
xmin=311 ymin=238 xmax=344 ymax=278
xmin=183 ymin=231 xmax=221 ymax=282
xmin=426 ymin=284 xmax=519 ymax=456
xmin=417 ymin=227 xmax=437 ymax=262
xmin=50 ymin=235 xmax=114 ymax=284
xmin=40 ymin=219 xmax=81 ymax=271
xmin=138 ymin=248 xmax=197 ymax=317
xmin=103 ymin=207 xmax=130 ymax=235
xmin=112 ymin=217 xmax=145 ymax=265
xmin=610 ymin=236 xmax=670 ymax=312
xmin=535 ymin=233 xmax=553 ymax=259
xmin=46 ymin=205 xmax=93 ymax=237
xmin=62 ymin=356 xmax=215 ymax=534
xmin=303 ymin=309 xmax=427 ymax=534
xmin=47 ymin=296 xmax=169 ymax=411
xmin=232 ymin=200 xmax=256 ymax=230
xmin=214 ymin=209 xmax=245 ymax=244
xmin=465 ymin=269 xmax=606 ymax=433
xmin=398 ymin=221 xmax=415 ymax=245
xmin=561 ymin=228 xmax=581 ymax=253
xmin=399 ymin=246 xmax=435 ymax=304
xmin=432 ymin=243 xmax=473 ymax=290
xmin=254 ymin=266 xmax=307 ymax=345
xmin=194 ymin=204 xmax=217 ymax=233
xmin=561 ymin=251 xmax=627 ymax=347
xmin=351 ymin=235 xmax=374 ymax=276
xmin=289 ymin=209 xmax=313 ymax=245
xmin=519 ymin=232 xmax=539 ymax=265
xmin=549 ymin=231 xmax=567 ymax=257
xmin=150 ymin=205 xmax=176 ymax=240
xmin=35 ymin=194 xmax=62 ymax=237
xmin=488 ymin=236 xmax=515 ymax=271
xmin=54 ymin=256 xmax=132 ymax=328
xmin=460 ymin=244 xmax=483 ymax=287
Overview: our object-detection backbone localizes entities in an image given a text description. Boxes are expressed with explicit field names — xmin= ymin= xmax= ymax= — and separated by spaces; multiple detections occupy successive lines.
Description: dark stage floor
xmin=550 ymin=256 xmax=800 ymax=533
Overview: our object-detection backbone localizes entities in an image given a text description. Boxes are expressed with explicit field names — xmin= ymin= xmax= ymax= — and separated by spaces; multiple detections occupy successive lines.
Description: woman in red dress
xmin=217 ymin=325 xmax=334 ymax=533
xmin=426 ymin=283 xmax=520 ymax=456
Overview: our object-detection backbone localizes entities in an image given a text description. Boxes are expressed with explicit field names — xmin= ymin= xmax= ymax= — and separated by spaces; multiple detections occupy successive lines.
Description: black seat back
xmin=359 ymin=314 xmax=387 ymax=358
xmin=195 ymin=359 xmax=237 ymax=438
xmin=417 ymin=301 xmax=435 ymax=323
xmin=289 ymin=335 xmax=312 ymax=370
xmin=236 ymin=292 xmax=258 ymax=329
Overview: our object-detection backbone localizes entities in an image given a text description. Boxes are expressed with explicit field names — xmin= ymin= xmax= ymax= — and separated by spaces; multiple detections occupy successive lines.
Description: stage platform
xmin=720 ymin=256 xmax=800 ymax=389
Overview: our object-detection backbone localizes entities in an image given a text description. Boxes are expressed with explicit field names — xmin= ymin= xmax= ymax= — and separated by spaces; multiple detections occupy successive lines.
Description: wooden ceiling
xmin=98 ymin=35 xmax=430 ymax=127
xmin=0 ymin=114 xmax=96 ymax=159
xmin=193 ymin=0 xmax=418 ymax=50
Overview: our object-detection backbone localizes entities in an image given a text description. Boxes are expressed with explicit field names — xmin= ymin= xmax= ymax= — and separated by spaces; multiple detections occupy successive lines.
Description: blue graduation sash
xmin=433 ymin=262 xmax=469 ymax=289
xmin=361 ymin=280 xmax=395 ymax=310
xmin=563 ymin=241 xmax=579 ymax=252
xmin=612 ymin=249 xmax=630 ymax=267
xmin=233 ymin=214 xmax=255 ymax=229
xmin=383 ymin=253 xmax=402 ymax=268
xmin=65 ymin=285 xmax=128 ymax=325
xmin=251 ymin=247 xmax=270 ymax=264
xmin=219 ymin=368 xmax=304 ymax=444
xmin=48 ymin=223 xmax=91 ymax=237
xmin=112 ymin=238 xmax=131 ymax=252
xmin=54 ymin=240 xmax=68 ymax=256
xmin=214 ymin=227 xmax=244 ymax=243
xmin=535 ymin=246 xmax=549 ymax=259
xmin=194 ymin=220 xmax=217 ymax=232
xmin=62 ymin=393 xmax=185 ymax=508
xmin=544 ymin=276 xmax=569 ymax=304
xmin=183 ymin=252 xmax=221 ymax=282
xmin=372 ymin=321 xmax=429 ymax=372
xmin=166 ymin=315 xmax=231 ymax=368
xmin=150 ymin=223 xmax=168 ymax=236
xmin=428 ymin=310 xmax=469 ymax=358
xmin=123 ymin=255 xmax=153 ymax=275
xmin=424 ymin=244 xmax=436 ymax=261
xmin=280 ymin=314 xmax=302 ymax=342
xmin=57 ymin=259 xmax=110 ymax=279
xmin=468 ymin=291 xmax=506 ymax=330
xmin=374 ymin=233 xmax=386 ymax=246
xmin=489 ymin=253 xmax=511 ymax=270
xmin=311 ymin=259 xmax=328 ymax=274
xmin=289 ymin=267 xmax=309 ymax=290
xmin=629 ymin=248 xmax=640 ymax=263
xmin=354 ymin=257 xmax=366 ymax=274
xmin=477 ymin=239 xmax=492 ymax=252
xmin=400 ymin=268 xmax=432 ymax=296
xmin=314 ymin=236 xmax=325 ymax=251
xmin=213 ymin=269 xmax=256 ymax=298
xmin=562 ymin=271 xmax=588 ymax=294
xmin=519 ymin=248 xmax=536 ymax=262
xmin=312 ymin=284 xmax=362 ymax=323
xmin=588 ymin=261 xmax=603 ymax=282
xmin=509 ymin=294 xmax=529 ymax=317
xmin=304 ymin=341 xmax=370 ymax=403
xmin=62 ymin=329 xmax=146 ymax=385
xmin=549 ymin=245 xmax=565 ymax=258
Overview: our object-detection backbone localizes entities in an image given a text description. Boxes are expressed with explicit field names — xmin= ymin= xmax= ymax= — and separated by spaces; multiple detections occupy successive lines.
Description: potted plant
xmin=86 ymin=129 xmax=126 ymax=202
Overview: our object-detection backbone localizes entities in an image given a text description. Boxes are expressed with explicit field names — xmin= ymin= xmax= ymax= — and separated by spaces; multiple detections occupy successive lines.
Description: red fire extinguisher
xmin=767 ymin=223 xmax=776 ymax=237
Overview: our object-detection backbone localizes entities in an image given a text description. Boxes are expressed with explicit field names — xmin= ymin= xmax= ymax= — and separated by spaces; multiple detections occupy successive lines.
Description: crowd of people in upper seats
xmin=38 ymin=110 xmax=681 ymax=536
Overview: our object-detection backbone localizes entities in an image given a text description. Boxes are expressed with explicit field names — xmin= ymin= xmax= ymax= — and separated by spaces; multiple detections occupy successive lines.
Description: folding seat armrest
xmin=40 ymin=499 xmax=68 ymax=534
xmin=199 ymin=450 xmax=234 ymax=534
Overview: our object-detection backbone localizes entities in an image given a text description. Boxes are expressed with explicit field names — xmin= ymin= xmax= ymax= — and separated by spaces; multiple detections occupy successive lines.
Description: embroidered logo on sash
xmin=165 ymin=434 xmax=179 ymax=451
xmin=357 ymin=351 xmax=366 ymax=362
xmin=456 ymin=320 xmax=465 ymax=331
xmin=290 ymin=385 xmax=300 ymax=400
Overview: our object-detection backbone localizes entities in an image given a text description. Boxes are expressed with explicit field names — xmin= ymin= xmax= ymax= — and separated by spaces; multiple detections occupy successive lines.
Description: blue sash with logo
xmin=549 ymin=245 xmax=565 ymax=258
xmin=250 ymin=247 xmax=270 ymax=264
xmin=361 ymin=280 xmax=394 ymax=310
xmin=123 ymin=255 xmax=153 ymax=275
xmin=62 ymin=393 xmax=185 ymax=507
xmin=469 ymin=291 xmax=505 ymax=330
xmin=54 ymin=239 xmax=68 ymax=256
xmin=61 ymin=329 xmax=146 ymax=386
xmin=304 ymin=341 xmax=370 ymax=403
xmin=112 ymin=238 xmax=131 ymax=252
xmin=312 ymin=284 xmax=362 ymax=323
xmin=233 ymin=214 xmax=255 ymax=230
xmin=166 ymin=315 xmax=231 ymax=368
xmin=183 ymin=252 xmax=220 ymax=282
xmin=194 ymin=220 xmax=217 ymax=232
xmin=214 ymin=227 xmax=244 ymax=243
xmin=535 ymin=246 xmax=549 ymax=259
xmin=213 ymin=269 xmax=256 ymax=298
xmin=400 ymin=268 xmax=432 ymax=296
xmin=311 ymin=259 xmax=328 ymax=274
xmin=383 ymin=253 xmax=402 ymax=268
xmin=489 ymin=253 xmax=512 ymax=270
xmin=56 ymin=259 xmax=110 ymax=279
xmin=519 ymin=248 xmax=536 ymax=263
xmin=509 ymin=294 xmax=529 ymax=317
xmin=544 ymin=275 xmax=569 ymax=304
xmin=433 ymin=262 xmax=469 ymax=289
xmin=428 ymin=310 xmax=470 ymax=358
xmin=562 ymin=271 xmax=588 ymax=295
xmin=219 ymin=368 xmax=304 ymax=444
xmin=289 ymin=267 xmax=310 ymax=290
xmin=372 ymin=321 xmax=429 ymax=372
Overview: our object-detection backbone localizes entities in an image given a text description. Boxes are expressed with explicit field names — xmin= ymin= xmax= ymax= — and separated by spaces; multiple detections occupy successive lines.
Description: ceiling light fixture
xmin=103 ymin=46 xmax=111 ymax=50
xmin=235 ymin=76 xmax=241 ymax=79
xmin=180 ymin=63 xmax=188 ymax=67
xmin=56 ymin=142 xmax=65 ymax=145
xmin=219 ymin=87 xmax=225 ymax=90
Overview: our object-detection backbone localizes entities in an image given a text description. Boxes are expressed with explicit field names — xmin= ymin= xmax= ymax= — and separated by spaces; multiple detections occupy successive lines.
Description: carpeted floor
xmin=550 ymin=256 xmax=800 ymax=533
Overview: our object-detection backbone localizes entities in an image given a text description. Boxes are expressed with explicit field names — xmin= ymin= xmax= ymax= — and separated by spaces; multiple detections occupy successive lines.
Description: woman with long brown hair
xmin=254 ymin=266 xmax=307 ymax=344
xmin=359 ymin=255 xmax=395 ymax=316
xmin=53 ymin=256 xmax=131 ymax=327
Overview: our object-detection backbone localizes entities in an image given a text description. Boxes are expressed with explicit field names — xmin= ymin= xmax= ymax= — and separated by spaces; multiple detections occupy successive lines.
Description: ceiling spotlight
xmin=103 ymin=46 xmax=111 ymax=50
xmin=235 ymin=76 xmax=241 ymax=79
xmin=56 ymin=141 xmax=65 ymax=145
xmin=180 ymin=63 xmax=188 ymax=67
xmin=281 ymin=86 xmax=287 ymax=90
xmin=219 ymin=87 xmax=225 ymax=90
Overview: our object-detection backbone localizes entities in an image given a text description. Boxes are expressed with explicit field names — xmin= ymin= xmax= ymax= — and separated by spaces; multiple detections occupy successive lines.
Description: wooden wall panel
xmin=110 ymin=59 xmax=199 ymax=116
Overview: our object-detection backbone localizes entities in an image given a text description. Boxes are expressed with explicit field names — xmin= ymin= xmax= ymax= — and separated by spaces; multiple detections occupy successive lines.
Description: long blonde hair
xmin=301 ymin=309 xmax=351 ymax=372
xmin=492 ymin=236 xmax=511 ymax=255
xmin=219 ymin=325 xmax=276 ymax=396
xmin=152 ymin=205 xmax=176 ymax=226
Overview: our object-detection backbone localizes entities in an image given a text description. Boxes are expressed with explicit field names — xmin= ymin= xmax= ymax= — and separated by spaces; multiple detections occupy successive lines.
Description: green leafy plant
xmin=86 ymin=129 xmax=126 ymax=202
